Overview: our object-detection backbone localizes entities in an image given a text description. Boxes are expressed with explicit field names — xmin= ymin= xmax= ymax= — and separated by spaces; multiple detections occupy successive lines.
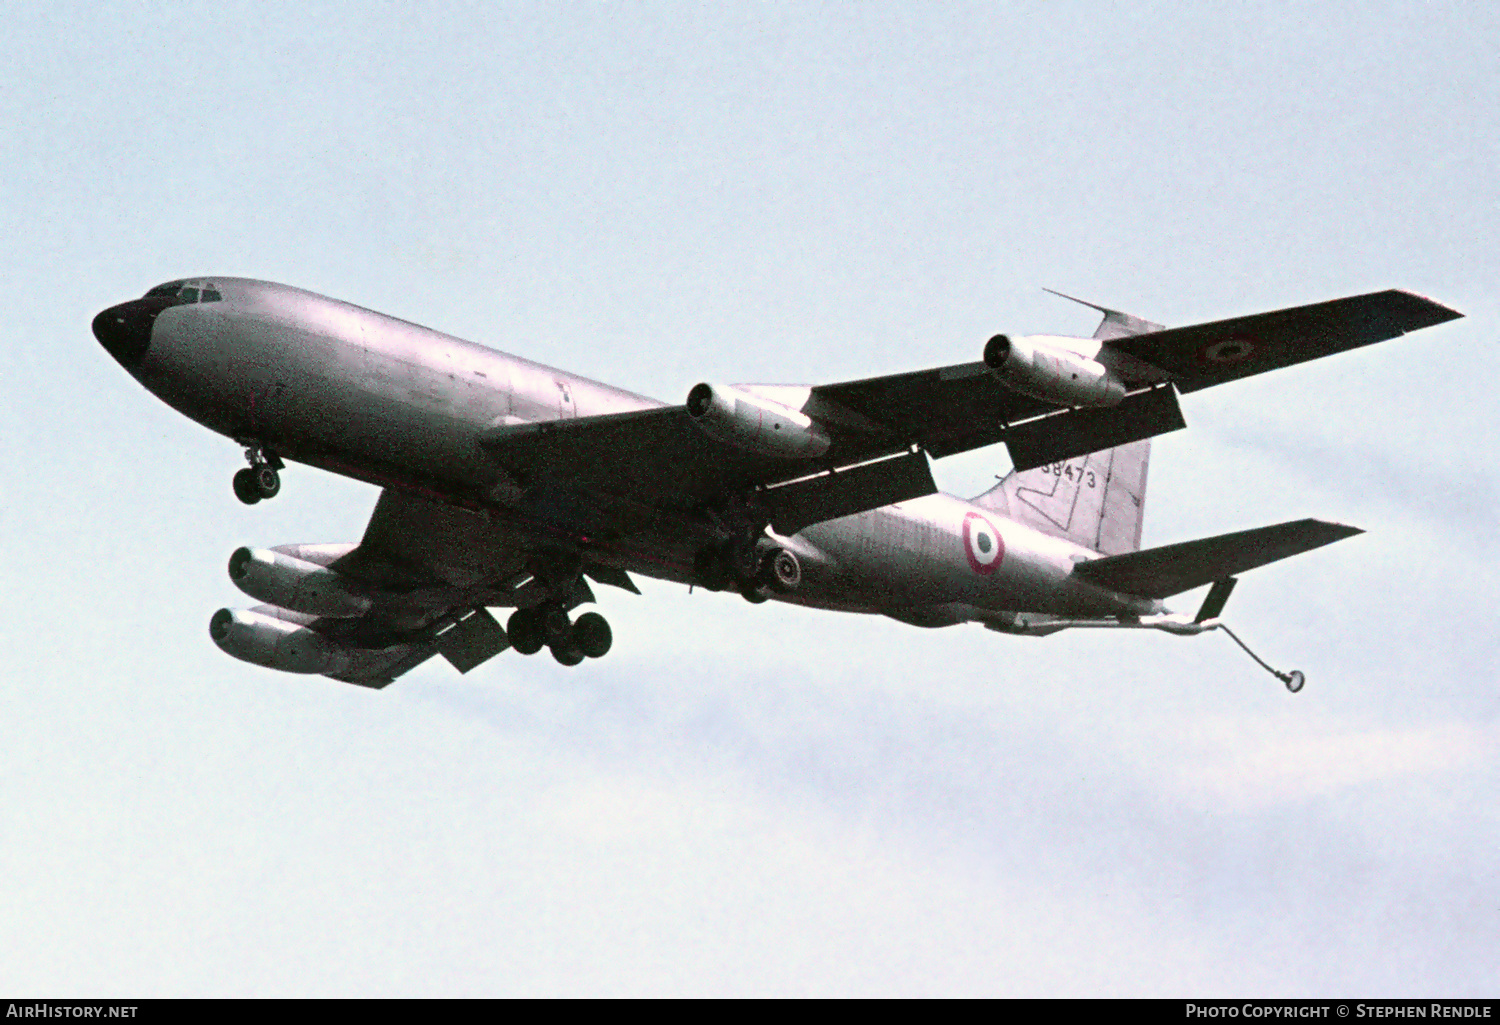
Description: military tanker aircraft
xmin=92 ymin=279 xmax=1460 ymax=690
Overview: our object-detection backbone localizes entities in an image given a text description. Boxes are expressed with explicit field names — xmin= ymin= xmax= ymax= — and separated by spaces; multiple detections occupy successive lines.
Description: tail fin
xmin=1042 ymin=288 xmax=1165 ymax=340
xmin=972 ymin=289 xmax=1164 ymax=554
xmin=972 ymin=439 xmax=1150 ymax=555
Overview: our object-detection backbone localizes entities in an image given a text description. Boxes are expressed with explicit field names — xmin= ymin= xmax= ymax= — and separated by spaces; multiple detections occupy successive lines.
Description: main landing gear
xmin=233 ymin=445 xmax=283 ymax=505
xmin=507 ymin=605 xmax=613 ymax=667
xmin=693 ymin=538 xmax=802 ymax=603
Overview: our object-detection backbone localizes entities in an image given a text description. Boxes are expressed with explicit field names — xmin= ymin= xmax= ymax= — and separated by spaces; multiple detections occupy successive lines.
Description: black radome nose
xmin=92 ymin=300 xmax=156 ymax=367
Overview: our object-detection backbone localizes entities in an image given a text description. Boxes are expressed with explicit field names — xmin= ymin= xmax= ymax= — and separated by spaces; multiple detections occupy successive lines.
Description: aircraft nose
xmin=92 ymin=300 xmax=156 ymax=367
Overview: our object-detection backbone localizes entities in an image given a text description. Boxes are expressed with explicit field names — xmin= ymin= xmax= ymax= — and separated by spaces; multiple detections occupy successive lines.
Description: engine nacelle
xmin=209 ymin=607 xmax=351 ymax=675
xmin=228 ymin=546 xmax=372 ymax=618
xmin=686 ymin=383 xmax=831 ymax=459
xmin=983 ymin=334 xmax=1126 ymax=407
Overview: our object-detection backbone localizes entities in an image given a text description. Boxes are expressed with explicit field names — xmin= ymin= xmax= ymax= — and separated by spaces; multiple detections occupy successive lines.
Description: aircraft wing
xmin=1104 ymin=289 xmax=1461 ymax=393
xmin=479 ymin=408 xmax=944 ymax=536
xmin=807 ymin=364 xmax=1186 ymax=471
xmin=479 ymin=288 xmax=1460 ymax=528
xmin=478 ymin=374 xmax=1179 ymax=529
xmin=288 ymin=489 xmax=636 ymax=686
xmin=815 ymin=289 xmax=1459 ymax=465
xmin=480 ymin=407 xmax=811 ymax=505
xmin=332 ymin=486 xmax=535 ymax=592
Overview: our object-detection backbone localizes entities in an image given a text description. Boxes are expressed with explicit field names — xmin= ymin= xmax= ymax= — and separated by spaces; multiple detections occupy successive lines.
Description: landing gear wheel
xmin=507 ymin=608 xmax=545 ymax=655
xmin=727 ymin=540 xmax=761 ymax=581
xmin=541 ymin=607 xmax=573 ymax=644
xmin=740 ymin=582 xmax=769 ymax=604
xmin=572 ymin=612 xmax=612 ymax=658
xmin=252 ymin=465 xmax=281 ymax=500
xmin=760 ymin=548 xmax=802 ymax=593
xmin=1283 ymin=670 xmax=1306 ymax=694
xmin=693 ymin=547 xmax=731 ymax=591
xmin=550 ymin=641 xmax=585 ymax=666
xmin=233 ymin=468 xmax=261 ymax=505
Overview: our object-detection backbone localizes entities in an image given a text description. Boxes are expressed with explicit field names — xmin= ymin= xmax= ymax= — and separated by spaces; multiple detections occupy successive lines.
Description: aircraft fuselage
xmin=96 ymin=277 xmax=1159 ymax=631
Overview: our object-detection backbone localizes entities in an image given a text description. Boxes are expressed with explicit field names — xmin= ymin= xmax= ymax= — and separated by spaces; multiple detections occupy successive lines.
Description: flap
xmin=1003 ymin=385 xmax=1186 ymax=472
xmin=479 ymin=407 xmax=812 ymax=504
xmin=766 ymin=451 xmax=937 ymax=535
xmin=812 ymin=363 xmax=1051 ymax=459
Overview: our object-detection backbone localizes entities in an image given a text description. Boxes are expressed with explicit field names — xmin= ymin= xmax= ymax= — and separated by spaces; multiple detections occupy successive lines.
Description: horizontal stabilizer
xmin=1072 ymin=518 xmax=1363 ymax=598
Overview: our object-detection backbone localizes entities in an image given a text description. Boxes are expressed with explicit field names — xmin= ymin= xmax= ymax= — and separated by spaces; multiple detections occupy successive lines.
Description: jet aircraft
xmin=92 ymin=279 xmax=1460 ymax=690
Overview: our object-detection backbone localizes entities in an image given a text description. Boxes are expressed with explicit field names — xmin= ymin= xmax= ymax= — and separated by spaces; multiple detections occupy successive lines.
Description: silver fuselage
xmin=112 ymin=278 xmax=1158 ymax=627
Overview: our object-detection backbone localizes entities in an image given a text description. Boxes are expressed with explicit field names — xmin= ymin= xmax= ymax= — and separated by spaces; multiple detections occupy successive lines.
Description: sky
xmin=2 ymin=0 xmax=1497 ymax=997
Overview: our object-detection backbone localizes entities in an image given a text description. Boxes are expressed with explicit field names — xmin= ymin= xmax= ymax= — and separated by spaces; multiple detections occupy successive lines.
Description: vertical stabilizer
xmin=1042 ymin=288 xmax=1166 ymax=340
xmin=973 ymin=290 xmax=1161 ymax=553
xmin=974 ymin=438 xmax=1150 ymax=555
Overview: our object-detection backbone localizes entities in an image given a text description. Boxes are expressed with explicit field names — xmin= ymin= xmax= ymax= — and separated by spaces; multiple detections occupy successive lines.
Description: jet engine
xmin=983 ymin=334 xmax=1126 ymax=407
xmin=228 ymin=546 xmax=373 ymax=618
xmin=686 ymin=383 xmax=831 ymax=459
xmin=209 ymin=607 xmax=351 ymax=675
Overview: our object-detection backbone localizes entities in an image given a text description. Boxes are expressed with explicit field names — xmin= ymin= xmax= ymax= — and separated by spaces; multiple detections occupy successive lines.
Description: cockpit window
xmin=142 ymin=280 xmax=223 ymax=303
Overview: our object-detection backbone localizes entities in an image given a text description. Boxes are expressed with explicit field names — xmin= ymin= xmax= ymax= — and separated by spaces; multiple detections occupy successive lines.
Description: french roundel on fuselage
xmin=962 ymin=511 xmax=1003 ymax=575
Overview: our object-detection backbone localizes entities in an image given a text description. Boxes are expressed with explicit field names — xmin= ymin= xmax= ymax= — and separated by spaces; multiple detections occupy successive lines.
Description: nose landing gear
xmin=233 ymin=465 xmax=281 ymax=504
xmin=233 ymin=446 xmax=283 ymax=505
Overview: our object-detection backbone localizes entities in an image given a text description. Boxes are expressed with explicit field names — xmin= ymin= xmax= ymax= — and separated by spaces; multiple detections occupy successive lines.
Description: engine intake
xmin=685 ymin=383 xmax=831 ymax=458
xmin=983 ymin=334 xmax=1126 ymax=407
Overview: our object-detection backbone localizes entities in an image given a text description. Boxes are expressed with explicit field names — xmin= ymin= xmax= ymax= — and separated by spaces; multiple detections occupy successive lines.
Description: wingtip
xmin=1296 ymin=518 xmax=1364 ymax=540
xmin=1393 ymin=288 xmax=1464 ymax=322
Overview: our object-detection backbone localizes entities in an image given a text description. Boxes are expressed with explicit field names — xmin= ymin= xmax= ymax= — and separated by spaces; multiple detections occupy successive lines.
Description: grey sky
xmin=2 ymin=0 xmax=1496 ymax=995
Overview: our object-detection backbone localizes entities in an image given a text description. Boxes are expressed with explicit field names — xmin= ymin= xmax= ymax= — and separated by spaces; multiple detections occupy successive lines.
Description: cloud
xmin=1193 ymin=415 xmax=1500 ymax=549
xmin=1164 ymin=717 xmax=1495 ymax=811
